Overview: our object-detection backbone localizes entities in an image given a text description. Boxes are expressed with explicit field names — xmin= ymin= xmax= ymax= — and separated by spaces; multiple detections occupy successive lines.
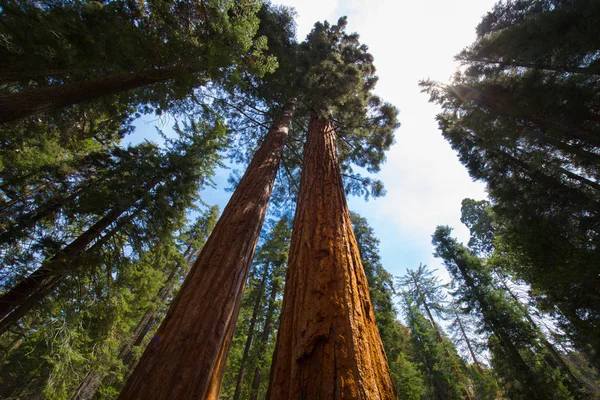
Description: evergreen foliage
xmin=350 ymin=213 xmax=426 ymax=399
xmin=219 ymin=217 xmax=291 ymax=400
xmin=432 ymin=225 xmax=581 ymax=399
xmin=421 ymin=0 xmax=600 ymax=366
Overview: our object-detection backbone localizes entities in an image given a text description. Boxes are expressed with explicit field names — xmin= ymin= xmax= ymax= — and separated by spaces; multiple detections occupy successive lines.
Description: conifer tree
xmin=421 ymin=0 xmax=600 ymax=365
xmin=0 ymin=0 xmax=275 ymax=124
xmin=432 ymin=226 xmax=578 ymax=399
xmin=400 ymin=297 xmax=466 ymax=400
xmin=0 ymin=118 xmax=227 ymax=335
xmin=398 ymin=266 xmax=472 ymax=400
xmin=267 ymin=17 xmax=398 ymax=399
xmin=118 ymin=103 xmax=294 ymax=400
xmin=0 ymin=168 xmax=220 ymax=400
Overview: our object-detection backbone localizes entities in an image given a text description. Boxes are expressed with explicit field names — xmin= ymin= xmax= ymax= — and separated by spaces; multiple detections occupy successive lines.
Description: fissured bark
xmin=117 ymin=103 xmax=294 ymax=400
xmin=267 ymin=114 xmax=396 ymax=399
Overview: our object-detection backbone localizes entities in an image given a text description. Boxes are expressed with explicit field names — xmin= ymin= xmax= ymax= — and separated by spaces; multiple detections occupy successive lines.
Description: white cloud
xmin=271 ymin=0 xmax=496 ymax=281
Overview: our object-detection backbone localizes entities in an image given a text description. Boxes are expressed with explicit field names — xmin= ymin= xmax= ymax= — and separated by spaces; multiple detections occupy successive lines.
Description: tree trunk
xmin=0 ymin=68 xmax=180 ymax=124
xmin=0 ymin=206 xmax=142 ymax=336
xmin=71 ymin=369 xmax=105 ymax=400
xmin=412 ymin=275 xmax=471 ymax=400
xmin=498 ymin=277 xmax=584 ymax=391
xmin=233 ymin=262 xmax=270 ymax=400
xmin=72 ymin=262 xmax=184 ymax=400
xmin=454 ymin=311 xmax=481 ymax=371
xmin=266 ymin=113 xmax=396 ymax=399
xmin=249 ymin=263 xmax=283 ymax=400
xmin=117 ymin=102 xmax=294 ymax=400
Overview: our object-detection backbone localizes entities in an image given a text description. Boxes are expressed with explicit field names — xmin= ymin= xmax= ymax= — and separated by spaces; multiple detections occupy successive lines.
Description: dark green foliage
xmin=421 ymin=0 xmax=600 ymax=368
xmin=400 ymin=298 xmax=465 ymax=400
xmin=350 ymin=212 xmax=426 ymax=399
xmin=219 ymin=217 xmax=292 ymax=400
xmin=432 ymin=226 xmax=577 ymax=399
xmin=0 ymin=0 xmax=274 ymax=117
xmin=0 ymin=117 xmax=227 ymax=398
xmin=398 ymin=265 xmax=472 ymax=400
xmin=215 ymin=11 xmax=399 ymax=203
xmin=0 ymin=205 xmax=219 ymax=400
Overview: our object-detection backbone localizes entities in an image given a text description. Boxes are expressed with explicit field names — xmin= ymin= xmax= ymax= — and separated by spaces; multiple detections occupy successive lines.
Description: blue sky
xmin=130 ymin=0 xmax=498 ymax=283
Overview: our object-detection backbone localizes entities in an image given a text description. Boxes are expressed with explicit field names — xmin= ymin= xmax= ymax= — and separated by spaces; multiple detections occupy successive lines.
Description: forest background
xmin=129 ymin=0 xmax=494 ymax=282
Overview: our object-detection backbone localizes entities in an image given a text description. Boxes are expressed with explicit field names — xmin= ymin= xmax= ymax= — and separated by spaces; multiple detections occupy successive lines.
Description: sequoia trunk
xmin=117 ymin=102 xmax=294 ymax=400
xmin=0 ymin=68 xmax=179 ymax=124
xmin=266 ymin=114 xmax=396 ymax=399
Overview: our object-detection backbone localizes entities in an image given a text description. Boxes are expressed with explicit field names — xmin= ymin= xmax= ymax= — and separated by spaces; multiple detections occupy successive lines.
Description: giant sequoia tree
xmin=421 ymin=0 xmax=600 ymax=366
xmin=117 ymin=103 xmax=294 ymax=400
xmin=0 ymin=0 xmax=274 ymax=124
xmin=267 ymin=18 xmax=398 ymax=399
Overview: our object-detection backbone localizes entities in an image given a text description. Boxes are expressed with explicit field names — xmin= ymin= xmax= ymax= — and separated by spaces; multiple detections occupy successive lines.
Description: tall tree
xmin=267 ymin=114 xmax=396 ymax=399
xmin=70 ymin=207 xmax=220 ymax=400
xmin=118 ymin=101 xmax=294 ymax=400
xmin=267 ymin=17 xmax=398 ymax=398
xmin=421 ymin=0 xmax=600 ymax=365
xmin=0 ymin=0 xmax=274 ymax=124
xmin=400 ymin=296 xmax=466 ymax=400
xmin=432 ymin=226 xmax=578 ymax=400
xmin=0 ymin=159 xmax=221 ymax=400
xmin=398 ymin=265 xmax=471 ymax=400
xmin=0 ymin=119 xmax=226 ymax=336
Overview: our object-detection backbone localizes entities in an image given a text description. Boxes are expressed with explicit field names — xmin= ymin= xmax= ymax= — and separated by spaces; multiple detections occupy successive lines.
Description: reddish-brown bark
xmin=0 ymin=68 xmax=180 ymax=124
xmin=117 ymin=103 xmax=295 ymax=400
xmin=266 ymin=114 xmax=396 ymax=400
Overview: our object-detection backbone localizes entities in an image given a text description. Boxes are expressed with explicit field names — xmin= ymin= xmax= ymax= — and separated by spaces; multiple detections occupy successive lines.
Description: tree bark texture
xmin=266 ymin=114 xmax=396 ymax=400
xmin=0 ymin=69 xmax=178 ymax=124
xmin=117 ymin=102 xmax=294 ymax=400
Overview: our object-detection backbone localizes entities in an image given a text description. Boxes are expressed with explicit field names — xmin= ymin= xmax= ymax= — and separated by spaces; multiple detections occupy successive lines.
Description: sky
xmin=130 ymin=0 xmax=496 ymax=283
xmin=274 ymin=0 xmax=496 ymax=282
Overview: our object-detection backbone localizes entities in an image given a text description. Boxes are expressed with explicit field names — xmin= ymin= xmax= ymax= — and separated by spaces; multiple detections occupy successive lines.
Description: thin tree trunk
xmin=498 ymin=277 xmax=584 ymax=391
xmin=0 ymin=68 xmax=181 ymax=124
xmin=117 ymin=102 xmax=295 ymax=400
xmin=249 ymin=263 xmax=282 ymax=400
xmin=0 ymin=205 xmax=142 ymax=336
xmin=233 ymin=262 xmax=270 ymax=400
xmin=454 ymin=261 xmax=541 ymax=395
xmin=454 ymin=311 xmax=481 ymax=371
xmin=412 ymin=275 xmax=471 ymax=400
xmin=266 ymin=113 xmax=396 ymax=399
